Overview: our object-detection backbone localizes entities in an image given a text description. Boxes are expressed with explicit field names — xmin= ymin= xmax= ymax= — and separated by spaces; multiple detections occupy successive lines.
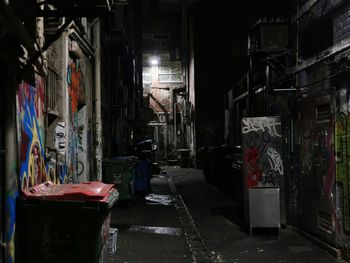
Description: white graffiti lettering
xmin=242 ymin=118 xmax=282 ymax=137
xmin=267 ymin=147 xmax=284 ymax=175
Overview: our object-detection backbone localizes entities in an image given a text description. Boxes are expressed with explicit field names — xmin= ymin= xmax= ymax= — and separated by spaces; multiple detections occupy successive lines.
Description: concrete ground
xmin=105 ymin=167 xmax=346 ymax=263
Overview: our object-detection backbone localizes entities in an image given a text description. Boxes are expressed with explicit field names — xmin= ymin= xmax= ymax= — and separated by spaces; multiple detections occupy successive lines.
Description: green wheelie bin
xmin=102 ymin=156 xmax=138 ymax=201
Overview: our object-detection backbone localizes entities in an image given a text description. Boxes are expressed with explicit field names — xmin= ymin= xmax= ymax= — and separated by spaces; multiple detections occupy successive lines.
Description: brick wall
xmin=333 ymin=2 xmax=350 ymax=43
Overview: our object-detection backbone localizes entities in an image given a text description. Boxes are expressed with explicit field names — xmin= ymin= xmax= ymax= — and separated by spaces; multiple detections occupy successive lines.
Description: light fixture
xmin=150 ymin=57 xmax=159 ymax=66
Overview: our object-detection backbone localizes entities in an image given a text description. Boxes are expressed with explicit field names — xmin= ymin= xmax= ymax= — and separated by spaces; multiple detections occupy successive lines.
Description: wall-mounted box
xmin=249 ymin=187 xmax=280 ymax=235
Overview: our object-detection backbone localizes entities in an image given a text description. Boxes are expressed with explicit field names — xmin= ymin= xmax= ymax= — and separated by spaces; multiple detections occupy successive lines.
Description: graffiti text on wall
xmin=242 ymin=118 xmax=282 ymax=137
xmin=242 ymin=117 xmax=283 ymax=188
xmin=267 ymin=147 xmax=284 ymax=175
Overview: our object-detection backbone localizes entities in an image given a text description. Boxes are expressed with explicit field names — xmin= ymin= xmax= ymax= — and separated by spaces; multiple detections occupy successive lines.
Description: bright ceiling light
xmin=150 ymin=58 xmax=159 ymax=66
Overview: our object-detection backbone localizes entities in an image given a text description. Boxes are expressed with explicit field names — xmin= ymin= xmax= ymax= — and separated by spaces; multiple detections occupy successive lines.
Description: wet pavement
xmin=105 ymin=167 xmax=346 ymax=263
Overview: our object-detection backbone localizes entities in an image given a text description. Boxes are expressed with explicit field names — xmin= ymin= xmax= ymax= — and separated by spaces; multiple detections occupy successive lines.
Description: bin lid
xmin=111 ymin=156 xmax=139 ymax=166
xmin=22 ymin=181 xmax=117 ymax=203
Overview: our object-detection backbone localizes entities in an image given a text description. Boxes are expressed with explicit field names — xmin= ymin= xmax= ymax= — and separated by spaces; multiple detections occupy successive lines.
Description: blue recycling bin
xmin=134 ymin=159 xmax=151 ymax=194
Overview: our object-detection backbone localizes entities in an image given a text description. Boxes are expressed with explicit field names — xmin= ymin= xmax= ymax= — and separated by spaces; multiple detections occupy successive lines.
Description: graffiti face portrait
xmin=55 ymin=122 xmax=66 ymax=154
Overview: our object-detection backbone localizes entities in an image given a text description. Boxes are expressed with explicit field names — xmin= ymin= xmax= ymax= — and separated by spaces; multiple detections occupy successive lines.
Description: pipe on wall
xmin=94 ymin=19 xmax=103 ymax=181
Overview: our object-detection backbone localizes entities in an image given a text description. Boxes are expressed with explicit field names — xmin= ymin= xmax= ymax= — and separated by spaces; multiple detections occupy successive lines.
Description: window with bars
xmin=46 ymin=65 xmax=59 ymax=113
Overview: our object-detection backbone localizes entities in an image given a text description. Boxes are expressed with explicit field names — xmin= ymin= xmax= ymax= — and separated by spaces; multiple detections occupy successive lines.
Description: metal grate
xmin=318 ymin=210 xmax=333 ymax=234
xmin=316 ymin=104 xmax=331 ymax=122
xmin=46 ymin=65 xmax=59 ymax=112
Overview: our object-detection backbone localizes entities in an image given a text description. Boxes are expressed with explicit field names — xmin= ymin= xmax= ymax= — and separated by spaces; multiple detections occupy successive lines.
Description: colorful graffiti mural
xmin=67 ymin=61 xmax=83 ymax=115
xmin=67 ymin=61 xmax=85 ymax=182
xmin=242 ymin=117 xmax=283 ymax=188
xmin=67 ymin=61 xmax=85 ymax=115
xmin=335 ymin=112 xmax=350 ymax=234
xmin=17 ymin=77 xmax=47 ymax=190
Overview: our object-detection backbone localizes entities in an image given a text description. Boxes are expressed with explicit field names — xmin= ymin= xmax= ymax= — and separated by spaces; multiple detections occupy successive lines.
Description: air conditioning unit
xmin=249 ymin=19 xmax=288 ymax=54
xmin=260 ymin=24 xmax=288 ymax=50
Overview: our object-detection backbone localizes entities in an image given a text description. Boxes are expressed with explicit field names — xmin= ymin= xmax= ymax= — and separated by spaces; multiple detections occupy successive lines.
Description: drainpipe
xmin=94 ymin=19 xmax=103 ymax=181
xmin=182 ymin=0 xmax=189 ymax=150
xmin=265 ymin=58 xmax=270 ymax=115
xmin=36 ymin=0 xmax=47 ymax=76
xmin=173 ymin=90 xmax=177 ymax=150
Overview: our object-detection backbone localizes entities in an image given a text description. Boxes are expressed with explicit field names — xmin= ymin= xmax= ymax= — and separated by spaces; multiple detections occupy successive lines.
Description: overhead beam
xmin=37 ymin=8 xmax=112 ymax=17
xmin=291 ymin=0 xmax=319 ymax=24
xmin=290 ymin=36 xmax=350 ymax=75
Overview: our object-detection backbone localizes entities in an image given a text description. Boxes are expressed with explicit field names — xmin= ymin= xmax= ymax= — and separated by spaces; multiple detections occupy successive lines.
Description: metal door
xmin=296 ymin=95 xmax=337 ymax=242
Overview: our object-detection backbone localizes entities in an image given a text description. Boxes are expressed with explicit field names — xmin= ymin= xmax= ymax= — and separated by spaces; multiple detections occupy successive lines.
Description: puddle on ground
xmin=129 ymin=225 xmax=183 ymax=236
xmin=145 ymin=194 xmax=174 ymax=206
xmin=110 ymin=224 xmax=183 ymax=236
xmin=288 ymin=246 xmax=313 ymax=253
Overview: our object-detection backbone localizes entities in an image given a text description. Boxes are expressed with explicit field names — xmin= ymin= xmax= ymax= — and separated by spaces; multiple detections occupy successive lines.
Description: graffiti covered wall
xmin=67 ymin=60 xmax=89 ymax=182
xmin=242 ymin=117 xmax=283 ymax=188
xmin=17 ymin=76 xmax=47 ymax=190
xmin=335 ymin=112 xmax=350 ymax=234
xmin=296 ymin=96 xmax=340 ymax=241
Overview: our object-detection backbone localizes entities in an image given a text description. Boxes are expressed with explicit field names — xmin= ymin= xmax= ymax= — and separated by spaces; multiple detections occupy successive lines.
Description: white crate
xmin=99 ymin=246 xmax=105 ymax=263
xmin=106 ymin=227 xmax=118 ymax=255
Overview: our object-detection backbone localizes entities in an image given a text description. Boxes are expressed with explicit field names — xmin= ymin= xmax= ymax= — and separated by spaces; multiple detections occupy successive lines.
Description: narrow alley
xmin=106 ymin=167 xmax=344 ymax=263
xmin=2 ymin=0 xmax=350 ymax=262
